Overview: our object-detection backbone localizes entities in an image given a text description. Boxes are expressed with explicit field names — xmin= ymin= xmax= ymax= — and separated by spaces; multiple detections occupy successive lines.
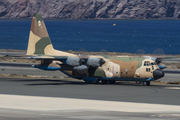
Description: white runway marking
xmin=0 ymin=66 xmax=35 ymax=70
xmin=0 ymin=94 xmax=180 ymax=113
xmin=165 ymin=87 xmax=180 ymax=90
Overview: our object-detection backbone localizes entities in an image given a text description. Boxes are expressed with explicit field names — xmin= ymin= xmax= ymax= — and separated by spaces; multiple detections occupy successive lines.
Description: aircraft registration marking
xmin=38 ymin=21 xmax=41 ymax=26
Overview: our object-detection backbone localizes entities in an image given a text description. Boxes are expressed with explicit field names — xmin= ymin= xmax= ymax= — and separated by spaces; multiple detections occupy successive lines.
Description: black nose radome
xmin=153 ymin=69 xmax=164 ymax=80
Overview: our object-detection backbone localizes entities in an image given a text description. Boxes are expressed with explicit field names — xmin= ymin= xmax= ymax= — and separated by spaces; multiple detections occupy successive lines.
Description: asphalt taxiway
xmin=0 ymin=77 xmax=180 ymax=120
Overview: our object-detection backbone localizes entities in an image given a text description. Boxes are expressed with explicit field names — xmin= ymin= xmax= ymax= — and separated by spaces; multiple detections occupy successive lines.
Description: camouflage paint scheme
xmin=25 ymin=13 xmax=164 ymax=85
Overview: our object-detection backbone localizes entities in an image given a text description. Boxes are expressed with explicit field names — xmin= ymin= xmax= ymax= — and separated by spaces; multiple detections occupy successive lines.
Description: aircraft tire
xmin=147 ymin=81 xmax=150 ymax=86
xmin=101 ymin=80 xmax=108 ymax=84
xmin=92 ymin=81 xmax=99 ymax=84
xmin=109 ymin=80 xmax=115 ymax=84
xmin=85 ymin=81 xmax=91 ymax=84
xmin=143 ymin=81 xmax=150 ymax=86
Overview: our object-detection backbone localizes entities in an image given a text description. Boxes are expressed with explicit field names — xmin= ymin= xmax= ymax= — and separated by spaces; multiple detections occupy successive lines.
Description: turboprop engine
xmin=86 ymin=58 xmax=105 ymax=67
xmin=74 ymin=65 xmax=88 ymax=73
xmin=66 ymin=57 xmax=81 ymax=66
xmin=65 ymin=57 xmax=105 ymax=73
xmin=66 ymin=57 xmax=105 ymax=67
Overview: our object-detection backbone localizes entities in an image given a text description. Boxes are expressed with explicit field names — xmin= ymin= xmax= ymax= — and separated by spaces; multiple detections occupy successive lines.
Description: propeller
xmin=153 ymin=49 xmax=166 ymax=69
xmin=100 ymin=49 xmax=109 ymax=58
xmin=77 ymin=48 xmax=89 ymax=59
xmin=153 ymin=48 xmax=165 ymax=61
xmin=137 ymin=49 xmax=145 ymax=55
xmin=137 ymin=49 xmax=145 ymax=57
xmin=77 ymin=48 xmax=89 ymax=65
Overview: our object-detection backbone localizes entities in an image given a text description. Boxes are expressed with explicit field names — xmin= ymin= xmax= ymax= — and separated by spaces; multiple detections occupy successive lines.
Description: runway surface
xmin=1 ymin=77 xmax=180 ymax=105
xmin=0 ymin=62 xmax=180 ymax=119
xmin=0 ymin=77 xmax=180 ymax=119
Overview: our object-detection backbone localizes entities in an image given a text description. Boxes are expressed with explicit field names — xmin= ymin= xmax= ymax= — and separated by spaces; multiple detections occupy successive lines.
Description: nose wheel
xmin=143 ymin=81 xmax=150 ymax=86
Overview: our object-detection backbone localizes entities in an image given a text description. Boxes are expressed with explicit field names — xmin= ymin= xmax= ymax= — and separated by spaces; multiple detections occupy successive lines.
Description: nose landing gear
xmin=143 ymin=81 xmax=150 ymax=86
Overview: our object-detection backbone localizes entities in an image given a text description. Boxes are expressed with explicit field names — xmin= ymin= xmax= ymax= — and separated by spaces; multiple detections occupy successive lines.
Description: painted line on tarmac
xmin=0 ymin=94 xmax=180 ymax=113
xmin=165 ymin=87 xmax=180 ymax=90
xmin=0 ymin=66 xmax=37 ymax=70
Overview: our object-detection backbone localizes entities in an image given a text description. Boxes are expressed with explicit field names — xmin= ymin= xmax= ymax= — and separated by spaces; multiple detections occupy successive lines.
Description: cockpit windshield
xmin=144 ymin=61 xmax=150 ymax=66
xmin=151 ymin=62 xmax=157 ymax=65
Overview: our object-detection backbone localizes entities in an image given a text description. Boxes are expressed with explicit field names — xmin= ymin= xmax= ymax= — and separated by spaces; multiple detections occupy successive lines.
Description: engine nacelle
xmin=66 ymin=57 xmax=80 ymax=66
xmin=74 ymin=65 xmax=88 ymax=73
xmin=86 ymin=58 xmax=105 ymax=67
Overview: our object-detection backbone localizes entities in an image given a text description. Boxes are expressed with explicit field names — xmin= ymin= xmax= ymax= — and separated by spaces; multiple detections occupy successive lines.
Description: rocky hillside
xmin=0 ymin=0 xmax=180 ymax=19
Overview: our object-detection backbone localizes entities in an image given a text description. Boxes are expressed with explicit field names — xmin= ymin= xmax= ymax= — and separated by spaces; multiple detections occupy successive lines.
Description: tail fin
xmin=27 ymin=13 xmax=54 ymax=55
xmin=27 ymin=13 xmax=76 ymax=57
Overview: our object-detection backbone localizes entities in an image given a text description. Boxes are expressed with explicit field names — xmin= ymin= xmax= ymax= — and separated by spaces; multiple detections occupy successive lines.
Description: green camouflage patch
xmin=94 ymin=69 xmax=106 ymax=77
xmin=34 ymin=37 xmax=51 ymax=54
xmin=33 ymin=13 xmax=43 ymax=22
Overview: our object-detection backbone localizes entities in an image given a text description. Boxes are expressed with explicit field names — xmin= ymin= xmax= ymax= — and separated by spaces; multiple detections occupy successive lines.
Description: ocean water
xmin=0 ymin=19 xmax=180 ymax=55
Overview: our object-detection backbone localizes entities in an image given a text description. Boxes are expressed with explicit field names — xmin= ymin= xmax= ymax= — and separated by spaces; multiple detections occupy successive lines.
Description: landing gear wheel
xmin=109 ymin=81 xmax=116 ymax=84
xmin=92 ymin=81 xmax=99 ymax=84
xmin=85 ymin=81 xmax=91 ymax=84
xmin=101 ymin=80 xmax=108 ymax=84
xmin=143 ymin=81 xmax=150 ymax=86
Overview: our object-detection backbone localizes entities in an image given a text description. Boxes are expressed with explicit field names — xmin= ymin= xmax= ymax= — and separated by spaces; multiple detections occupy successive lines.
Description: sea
xmin=0 ymin=19 xmax=180 ymax=55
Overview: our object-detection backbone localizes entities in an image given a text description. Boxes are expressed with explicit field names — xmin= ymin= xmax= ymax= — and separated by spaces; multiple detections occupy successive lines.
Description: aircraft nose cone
xmin=153 ymin=69 xmax=164 ymax=80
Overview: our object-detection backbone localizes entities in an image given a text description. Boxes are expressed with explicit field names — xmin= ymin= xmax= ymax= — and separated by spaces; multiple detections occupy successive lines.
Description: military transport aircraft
xmin=15 ymin=13 xmax=165 ymax=86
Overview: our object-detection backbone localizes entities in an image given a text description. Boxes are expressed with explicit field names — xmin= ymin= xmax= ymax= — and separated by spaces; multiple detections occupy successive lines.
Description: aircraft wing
xmin=6 ymin=54 xmax=105 ymax=68
xmin=6 ymin=54 xmax=68 ymax=60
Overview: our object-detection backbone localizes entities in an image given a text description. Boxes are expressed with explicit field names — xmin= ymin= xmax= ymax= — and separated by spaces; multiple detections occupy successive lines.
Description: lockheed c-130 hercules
xmin=16 ymin=13 xmax=165 ymax=86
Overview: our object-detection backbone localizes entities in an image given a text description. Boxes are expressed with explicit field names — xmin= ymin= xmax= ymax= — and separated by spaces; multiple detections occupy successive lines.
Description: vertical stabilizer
xmin=27 ymin=13 xmax=77 ymax=57
xmin=27 ymin=13 xmax=54 ymax=55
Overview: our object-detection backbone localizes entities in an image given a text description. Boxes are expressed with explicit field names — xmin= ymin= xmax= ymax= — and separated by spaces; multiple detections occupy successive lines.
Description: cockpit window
xmin=144 ymin=61 xmax=146 ymax=66
xmin=146 ymin=68 xmax=151 ymax=72
xmin=151 ymin=62 xmax=157 ymax=66
xmin=152 ymin=66 xmax=154 ymax=70
xmin=144 ymin=61 xmax=150 ymax=66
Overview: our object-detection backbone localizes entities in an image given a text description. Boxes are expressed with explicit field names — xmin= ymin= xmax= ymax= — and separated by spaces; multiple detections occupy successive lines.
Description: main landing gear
xmin=101 ymin=80 xmax=116 ymax=84
xmin=85 ymin=80 xmax=116 ymax=84
xmin=143 ymin=81 xmax=150 ymax=86
xmin=85 ymin=81 xmax=99 ymax=84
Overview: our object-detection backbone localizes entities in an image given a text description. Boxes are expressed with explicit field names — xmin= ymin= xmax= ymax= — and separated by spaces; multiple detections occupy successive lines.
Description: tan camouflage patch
xmin=110 ymin=59 xmax=139 ymax=78
xmin=135 ymin=59 xmax=154 ymax=79
xmin=27 ymin=31 xmax=41 ymax=55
